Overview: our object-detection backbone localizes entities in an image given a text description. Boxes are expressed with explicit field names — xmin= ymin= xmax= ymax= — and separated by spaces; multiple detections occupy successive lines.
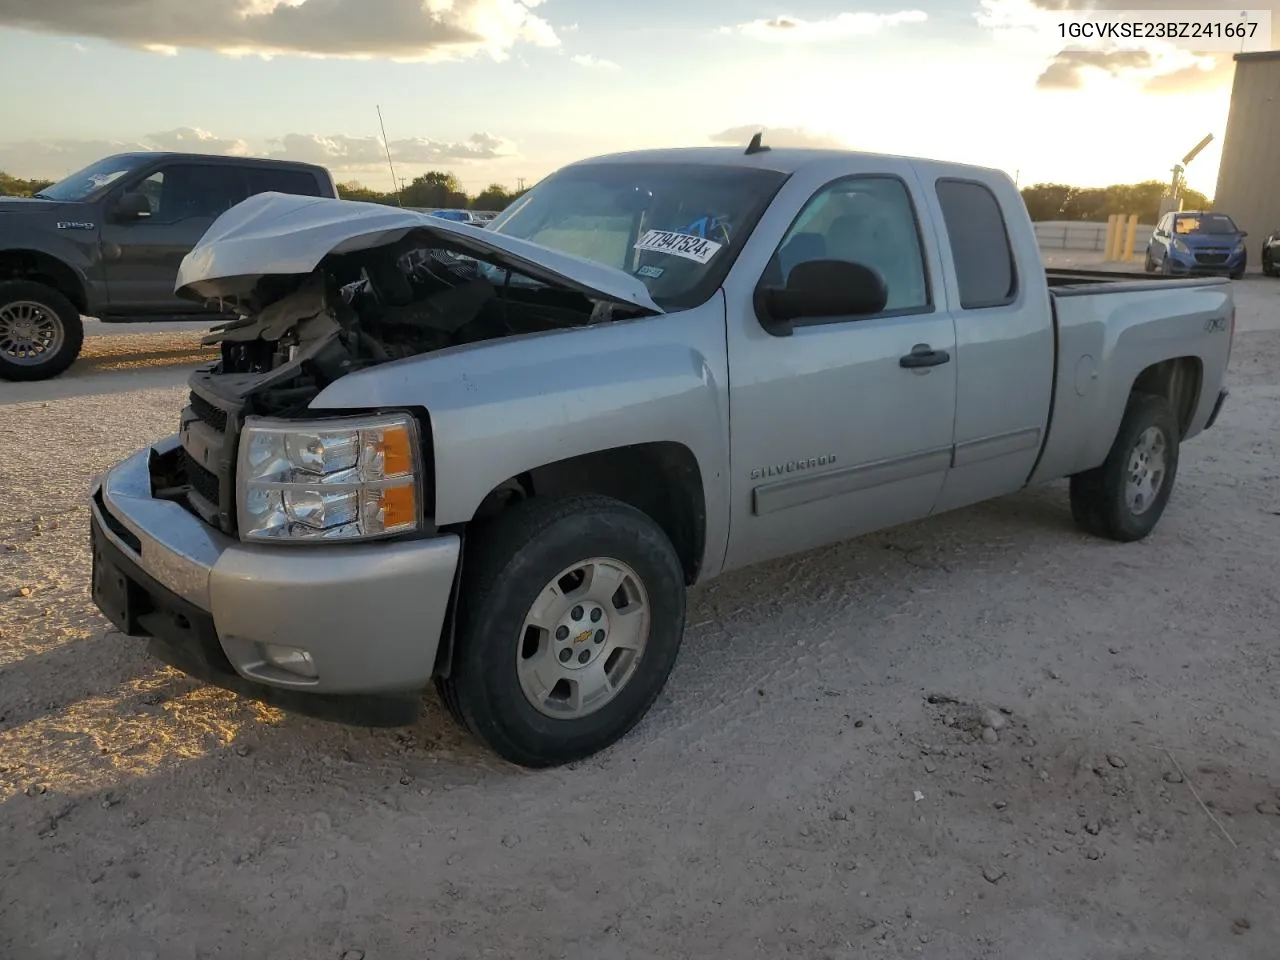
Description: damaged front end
xmin=157 ymin=194 xmax=662 ymax=537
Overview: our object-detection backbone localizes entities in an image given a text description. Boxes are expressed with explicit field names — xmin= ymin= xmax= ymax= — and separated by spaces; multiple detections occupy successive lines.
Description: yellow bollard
xmin=1104 ymin=214 xmax=1117 ymax=260
xmin=1124 ymin=214 xmax=1139 ymax=262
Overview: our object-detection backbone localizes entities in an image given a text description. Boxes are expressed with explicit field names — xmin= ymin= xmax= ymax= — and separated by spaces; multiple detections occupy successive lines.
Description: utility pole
xmin=377 ymin=105 xmax=403 ymax=206
xmin=516 ymin=177 xmax=526 ymax=192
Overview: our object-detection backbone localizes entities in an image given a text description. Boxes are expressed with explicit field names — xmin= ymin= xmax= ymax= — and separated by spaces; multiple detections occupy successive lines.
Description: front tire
xmin=1069 ymin=393 xmax=1180 ymax=542
xmin=1143 ymin=250 xmax=1156 ymax=273
xmin=437 ymin=495 xmax=687 ymax=768
xmin=1263 ymin=251 xmax=1278 ymax=277
xmin=0 ymin=280 xmax=84 ymax=382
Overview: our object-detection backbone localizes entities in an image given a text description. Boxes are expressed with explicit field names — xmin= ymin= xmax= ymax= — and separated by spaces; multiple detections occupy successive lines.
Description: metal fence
xmin=1033 ymin=220 xmax=1154 ymax=254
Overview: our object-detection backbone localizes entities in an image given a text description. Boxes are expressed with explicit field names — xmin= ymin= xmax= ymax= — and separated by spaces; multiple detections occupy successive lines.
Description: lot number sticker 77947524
xmin=634 ymin=230 xmax=723 ymax=265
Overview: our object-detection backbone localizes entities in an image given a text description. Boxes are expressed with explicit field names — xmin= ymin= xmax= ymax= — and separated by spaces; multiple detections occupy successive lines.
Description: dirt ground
xmin=2 ymin=276 xmax=1280 ymax=960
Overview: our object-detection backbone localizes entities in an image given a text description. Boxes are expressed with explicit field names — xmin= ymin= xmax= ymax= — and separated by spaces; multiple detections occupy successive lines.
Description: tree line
xmin=336 ymin=172 xmax=528 ymax=211
xmin=1019 ymin=180 xmax=1210 ymax=224
xmin=0 ymin=171 xmax=53 ymax=196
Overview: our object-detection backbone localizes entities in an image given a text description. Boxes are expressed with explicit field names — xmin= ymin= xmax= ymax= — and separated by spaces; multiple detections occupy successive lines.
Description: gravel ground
xmin=2 ymin=275 xmax=1280 ymax=960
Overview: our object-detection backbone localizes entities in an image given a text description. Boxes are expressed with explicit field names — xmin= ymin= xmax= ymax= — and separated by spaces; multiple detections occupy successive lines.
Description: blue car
xmin=1145 ymin=210 xmax=1247 ymax=279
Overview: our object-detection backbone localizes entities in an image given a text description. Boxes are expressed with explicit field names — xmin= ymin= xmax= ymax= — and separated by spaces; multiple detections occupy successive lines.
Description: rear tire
xmin=1069 ymin=393 xmax=1180 ymax=542
xmin=0 ymin=280 xmax=84 ymax=382
xmin=437 ymin=495 xmax=686 ymax=768
xmin=1263 ymin=252 xmax=1278 ymax=277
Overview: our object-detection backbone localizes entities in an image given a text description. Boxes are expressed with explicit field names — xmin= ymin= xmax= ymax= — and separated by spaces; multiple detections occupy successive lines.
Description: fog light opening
xmin=261 ymin=643 xmax=318 ymax=679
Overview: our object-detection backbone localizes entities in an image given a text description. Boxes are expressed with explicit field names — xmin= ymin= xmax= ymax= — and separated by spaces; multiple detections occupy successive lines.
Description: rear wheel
xmin=1263 ymin=250 xmax=1278 ymax=277
xmin=0 ymin=281 xmax=84 ymax=382
xmin=437 ymin=495 xmax=687 ymax=768
xmin=1069 ymin=393 xmax=1179 ymax=542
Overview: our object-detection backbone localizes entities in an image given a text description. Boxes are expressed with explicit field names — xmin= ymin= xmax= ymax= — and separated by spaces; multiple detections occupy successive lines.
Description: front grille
xmin=1195 ymin=252 xmax=1228 ymax=266
xmin=182 ymin=448 xmax=221 ymax=508
xmin=177 ymin=382 xmax=244 ymax=534
xmin=189 ymin=391 xmax=228 ymax=432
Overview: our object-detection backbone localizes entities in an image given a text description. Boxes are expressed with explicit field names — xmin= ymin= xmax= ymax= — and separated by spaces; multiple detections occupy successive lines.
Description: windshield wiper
xmin=32 ymin=191 xmax=52 ymax=200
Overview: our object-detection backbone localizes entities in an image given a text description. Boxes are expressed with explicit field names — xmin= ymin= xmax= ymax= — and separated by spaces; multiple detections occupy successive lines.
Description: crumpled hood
xmin=175 ymin=192 xmax=662 ymax=314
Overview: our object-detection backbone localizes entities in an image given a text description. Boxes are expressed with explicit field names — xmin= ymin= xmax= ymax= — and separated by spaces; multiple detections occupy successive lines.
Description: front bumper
xmin=90 ymin=435 xmax=460 ymax=697
xmin=1165 ymin=251 xmax=1245 ymax=277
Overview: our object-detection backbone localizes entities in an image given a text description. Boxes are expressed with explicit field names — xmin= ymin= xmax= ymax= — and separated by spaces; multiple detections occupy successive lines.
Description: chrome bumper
xmin=90 ymin=435 xmax=460 ymax=694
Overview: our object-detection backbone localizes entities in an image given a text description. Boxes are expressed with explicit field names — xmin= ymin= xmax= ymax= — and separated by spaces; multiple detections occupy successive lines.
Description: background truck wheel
xmin=437 ymin=494 xmax=687 ymax=768
xmin=0 ymin=280 xmax=84 ymax=382
xmin=1069 ymin=392 xmax=1180 ymax=542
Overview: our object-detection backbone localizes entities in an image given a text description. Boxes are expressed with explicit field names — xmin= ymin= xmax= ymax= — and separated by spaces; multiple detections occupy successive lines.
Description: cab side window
xmin=137 ymin=164 xmax=246 ymax=223
xmin=935 ymin=178 xmax=1017 ymax=309
xmin=767 ymin=175 xmax=931 ymax=315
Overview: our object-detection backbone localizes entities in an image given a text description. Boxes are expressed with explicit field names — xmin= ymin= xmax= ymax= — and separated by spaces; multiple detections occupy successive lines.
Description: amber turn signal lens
xmin=380 ymin=425 xmax=414 ymax=479
xmin=378 ymin=483 xmax=418 ymax=531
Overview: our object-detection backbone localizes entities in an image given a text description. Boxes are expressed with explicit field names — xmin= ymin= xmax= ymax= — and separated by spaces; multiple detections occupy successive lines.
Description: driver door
xmin=723 ymin=170 xmax=958 ymax=571
xmin=99 ymin=163 xmax=247 ymax=314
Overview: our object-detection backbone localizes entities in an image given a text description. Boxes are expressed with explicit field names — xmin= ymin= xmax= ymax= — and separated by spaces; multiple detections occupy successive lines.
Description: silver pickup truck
xmin=89 ymin=143 xmax=1234 ymax=767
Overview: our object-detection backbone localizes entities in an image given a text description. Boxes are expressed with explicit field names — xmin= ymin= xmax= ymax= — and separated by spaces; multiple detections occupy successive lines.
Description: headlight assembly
xmin=236 ymin=412 xmax=422 ymax=543
xmin=1171 ymin=238 xmax=1190 ymax=255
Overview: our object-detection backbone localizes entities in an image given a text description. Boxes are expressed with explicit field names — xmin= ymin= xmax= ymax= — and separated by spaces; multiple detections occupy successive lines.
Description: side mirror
xmin=113 ymin=191 xmax=152 ymax=221
xmin=755 ymin=258 xmax=888 ymax=336
xmin=1240 ymin=230 xmax=1248 ymax=238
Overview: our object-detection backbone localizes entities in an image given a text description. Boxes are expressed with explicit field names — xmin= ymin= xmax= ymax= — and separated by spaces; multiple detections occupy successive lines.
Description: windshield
xmin=486 ymin=162 xmax=788 ymax=309
xmin=1174 ymin=213 xmax=1239 ymax=236
xmin=35 ymin=154 xmax=151 ymax=202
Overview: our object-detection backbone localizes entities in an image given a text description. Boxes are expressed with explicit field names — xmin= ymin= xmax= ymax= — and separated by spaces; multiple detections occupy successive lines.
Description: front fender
xmin=0 ymin=229 xmax=99 ymax=310
xmin=310 ymin=295 xmax=732 ymax=577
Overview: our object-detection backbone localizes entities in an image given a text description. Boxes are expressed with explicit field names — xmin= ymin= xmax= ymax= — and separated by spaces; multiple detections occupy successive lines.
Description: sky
xmin=0 ymin=0 xmax=1268 ymax=196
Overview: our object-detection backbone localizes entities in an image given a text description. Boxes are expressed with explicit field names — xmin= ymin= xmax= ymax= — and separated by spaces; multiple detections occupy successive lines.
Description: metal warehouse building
xmin=1212 ymin=51 xmax=1280 ymax=256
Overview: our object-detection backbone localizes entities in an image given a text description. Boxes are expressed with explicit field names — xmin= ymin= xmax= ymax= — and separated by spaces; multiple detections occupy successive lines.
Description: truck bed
xmin=1044 ymin=268 xmax=1231 ymax=291
xmin=1028 ymin=270 xmax=1234 ymax=487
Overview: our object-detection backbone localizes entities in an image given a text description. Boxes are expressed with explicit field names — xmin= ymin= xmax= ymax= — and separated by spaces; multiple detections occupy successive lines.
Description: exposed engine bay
xmin=193 ymin=233 xmax=644 ymax=416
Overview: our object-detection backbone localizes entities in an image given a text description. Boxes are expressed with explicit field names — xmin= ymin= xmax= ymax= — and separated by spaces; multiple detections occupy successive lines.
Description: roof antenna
xmin=745 ymin=131 xmax=771 ymax=155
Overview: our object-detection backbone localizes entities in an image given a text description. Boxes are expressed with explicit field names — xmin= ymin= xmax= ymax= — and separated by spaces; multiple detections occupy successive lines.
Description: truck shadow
xmin=0 ymin=337 xmax=216 ymax=406
xmin=1 ymin=480 xmax=1092 ymax=801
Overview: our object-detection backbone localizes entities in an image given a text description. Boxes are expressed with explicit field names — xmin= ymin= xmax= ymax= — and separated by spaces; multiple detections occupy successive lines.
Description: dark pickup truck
xmin=0 ymin=151 xmax=338 ymax=381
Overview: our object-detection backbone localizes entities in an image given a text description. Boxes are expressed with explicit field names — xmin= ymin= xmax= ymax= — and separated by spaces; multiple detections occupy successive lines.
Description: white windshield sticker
xmin=635 ymin=230 xmax=723 ymax=264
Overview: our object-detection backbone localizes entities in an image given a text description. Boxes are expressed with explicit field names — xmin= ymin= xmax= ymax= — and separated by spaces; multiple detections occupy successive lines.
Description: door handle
xmin=899 ymin=344 xmax=951 ymax=368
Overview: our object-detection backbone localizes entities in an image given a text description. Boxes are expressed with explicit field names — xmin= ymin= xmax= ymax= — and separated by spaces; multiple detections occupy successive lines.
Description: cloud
xmin=1142 ymin=54 xmax=1234 ymax=93
xmin=0 ymin=129 xmax=516 ymax=180
xmin=269 ymin=131 xmax=515 ymax=167
xmin=710 ymin=125 xmax=847 ymax=150
xmin=571 ymin=53 xmax=619 ymax=70
xmin=1025 ymin=0 xmax=1276 ymax=13
xmin=1037 ymin=48 xmax=1153 ymax=88
xmin=0 ymin=0 xmax=560 ymax=61
xmin=146 ymin=127 xmax=253 ymax=156
xmin=726 ymin=10 xmax=928 ymax=42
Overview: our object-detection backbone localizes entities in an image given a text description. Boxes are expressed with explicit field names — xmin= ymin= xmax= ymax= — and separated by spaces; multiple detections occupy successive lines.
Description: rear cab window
xmin=245 ymin=167 xmax=323 ymax=198
xmin=935 ymin=178 xmax=1018 ymax=309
